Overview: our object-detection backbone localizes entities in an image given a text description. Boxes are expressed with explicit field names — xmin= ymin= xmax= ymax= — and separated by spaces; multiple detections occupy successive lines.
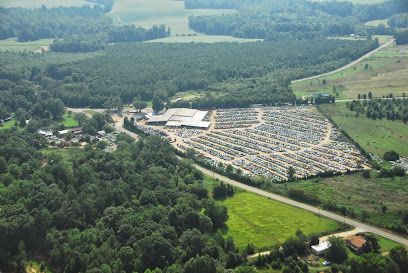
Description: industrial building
xmin=147 ymin=108 xmax=210 ymax=129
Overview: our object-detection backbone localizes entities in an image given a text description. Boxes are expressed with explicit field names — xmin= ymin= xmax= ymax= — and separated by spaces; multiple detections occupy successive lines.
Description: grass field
xmin=0 ymin=38 xmax=53 ymax=52
xmin=271 ymin=172 xmax=408 ymax=229
xmin=147 ymin=35 xmax=263 ymax=43
xmin=319 ymin=102 xmax=408 ymax=157
xmin=364 ymin=19 xmax=389 ymax=27
xmin=61 ymin=112 xmax=79 ymax=128
xmin=220 ymin=191 xmax=342 ymax=249
xmin=292 ymin=40 xmax=408 ymax=100
xmin=112 ymin=0 xmax=236 ymax=35
xmin=0 ymin=119 xmax=16 ymax=130
xmin=0 ymin=0 xmax=90 ymax=8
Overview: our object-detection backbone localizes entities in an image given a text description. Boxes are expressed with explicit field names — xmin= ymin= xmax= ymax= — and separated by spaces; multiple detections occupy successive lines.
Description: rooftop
xmin=311 ymin=241 xmax=331 ymax=252
xmin=147 ymin=108 xmax=210 ymax=129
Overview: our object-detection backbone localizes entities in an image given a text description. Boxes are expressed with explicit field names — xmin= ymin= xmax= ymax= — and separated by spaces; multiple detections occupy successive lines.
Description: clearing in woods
xmin=292 ymin=38 xmax=408 ymax=100
xmin=220 ymin=191 xmax=342 ymax=249
xmin=270 ymin=172 xmax=408 ymax=230
xmin=0 ymin=38 xmax=53 ymax=52
xmin=112 ymin=0 xmax=236 ymax=35
xmin=319 ymin=102 xmax=408 ymax=157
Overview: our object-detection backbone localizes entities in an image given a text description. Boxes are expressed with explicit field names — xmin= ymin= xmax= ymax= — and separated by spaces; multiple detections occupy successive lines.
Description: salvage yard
xmin=140 ymin=106 xmax=367 ymax=181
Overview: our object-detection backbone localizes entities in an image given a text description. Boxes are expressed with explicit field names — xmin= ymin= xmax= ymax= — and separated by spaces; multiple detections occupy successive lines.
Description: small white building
xmin=38 ymin=129 xmax=53 ymax=137
xmin=59 ymin=129 xmax=69 ymax=135
xmin=311 ymin=241 xmax=331 ymax=256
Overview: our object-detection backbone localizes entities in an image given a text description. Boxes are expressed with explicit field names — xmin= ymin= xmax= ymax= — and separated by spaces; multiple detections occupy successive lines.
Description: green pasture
xmin=0 ymin=38 xmax=53 ymax=52
xmin=220 ymin=191 xmax=342 ymax=249
xmin=364 ymin=19 xmax=389 ymax=27
xmin=272 ymin=172 xmax=408 ymax=229
xmin=147 ymin=35 xmax=262 ymax=43
xmin=319 ymin=102 xmax=408 ymax=157
xmin=112 ymin=0 xmax=236 ymax=35
xmin=292 ymin=41 xmax=408 ymax=100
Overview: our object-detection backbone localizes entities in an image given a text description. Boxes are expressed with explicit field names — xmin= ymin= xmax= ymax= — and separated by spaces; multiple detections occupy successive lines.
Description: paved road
xmin=292 ymin=39 xmax=394 ymax=84
xmin=192 ymin=164 xmax=408 ymax=246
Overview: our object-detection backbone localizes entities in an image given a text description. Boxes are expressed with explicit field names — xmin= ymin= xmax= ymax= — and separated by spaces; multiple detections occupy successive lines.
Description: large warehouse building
xmin=147 ymin=108 xmax=210 ymax=129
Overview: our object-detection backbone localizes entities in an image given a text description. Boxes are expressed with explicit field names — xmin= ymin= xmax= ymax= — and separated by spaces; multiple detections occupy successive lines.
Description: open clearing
xmin=111 ymin=0 xmax=260 ymax=42
xmin=0 ymin=0 xmax=90 ymax=8
xmin=0 ymin=119 xmax=16 ymax=130
xmin=146 ymin=35 xmax=263 ymax=43
xmin=61 ymin=112 xmax=79 ymax=128
xmin=292 ymin=40 xmax=408 ymax=100
xmin=364 ymin=19 xmax=389 ymax=27
xmin=271 ymin=172 xmax=408 ymax=230
xmin=220 ymin=191 xmax=341 ymax=249
xmin=112 ymin=0 xmax=236 ymax=35
xmin=0 ymin=38 xmax=53 ymax=52
xmin=319 ymin=102 xmax=408 ymax=157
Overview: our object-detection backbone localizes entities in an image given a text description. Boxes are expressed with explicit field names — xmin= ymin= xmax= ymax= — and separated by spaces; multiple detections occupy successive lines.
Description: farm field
xmin=0 ymin=38 xmax=53 ymax=52
xmin=292 ymin=40 xmax=408 ymax=100
xmin=0 ymin=0 xmax=90 ymax=7
xmin=271 ymin=173 xmax=408 ymax=229
xmin=112 ymin=0 xmax=236 ymax=35
xmin=146 ymin=35 xmax=263 ymax=43
xmin=319 ymin=102 xmax=408 ymax=157
xmin=364 ymin=19 xmax=389 ymax=27
xmin=220 ymin=191 xmax=342 ymax=249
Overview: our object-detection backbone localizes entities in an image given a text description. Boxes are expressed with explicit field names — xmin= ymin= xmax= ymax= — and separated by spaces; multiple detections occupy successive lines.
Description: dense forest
xmin=0 ymin=129 xmax=247 ymax=272
xmin=0 ymin=6 xmax=169 ymax=52
xmin=187 ymin=0 xmax=407 ymax=40
xmin=0 ymin=38 xmax=377 ymax=110
xmin=388 ymin=12 xmax=408 ymax=28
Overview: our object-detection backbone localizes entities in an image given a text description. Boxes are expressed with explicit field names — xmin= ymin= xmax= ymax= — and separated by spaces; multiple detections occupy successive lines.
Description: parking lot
xmin=145 ymin=106 xmax=367 ymax=181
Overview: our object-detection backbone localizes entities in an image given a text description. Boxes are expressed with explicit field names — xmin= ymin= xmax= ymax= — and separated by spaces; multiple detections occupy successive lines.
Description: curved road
xmin=192 ymin=164 xmax=408 ymax=246
xmin=292 ymin=39 xmax=394 ymax=84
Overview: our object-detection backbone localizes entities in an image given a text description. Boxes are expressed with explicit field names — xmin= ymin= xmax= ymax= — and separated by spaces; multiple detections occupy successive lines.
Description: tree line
xmin=0 ymin=5 xmax=169 ymax=52
xmin=187 ymin=0 xmax=408 ymax=40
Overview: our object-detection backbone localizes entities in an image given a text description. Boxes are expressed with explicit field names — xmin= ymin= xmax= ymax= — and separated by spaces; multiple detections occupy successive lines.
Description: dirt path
xmin=292 ymin=39 xmax=394 ymax=84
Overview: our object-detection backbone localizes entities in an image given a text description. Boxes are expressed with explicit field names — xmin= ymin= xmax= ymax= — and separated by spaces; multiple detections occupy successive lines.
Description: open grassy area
xmin=147 ymin=35 xmax=263 ymax=43
xmin=0 ymin=0 xmax=90 ymax=8
xmin=0 ymin=119 xmax=16 ymax=130
xmin=61 ymin=112 xmax=79 ymax=128
xmin=0 ymin=38 xmax=53 ymax=52
xmin=292 ymin=40 xmax=408 ymax=100
xmin=271 ymin=172 xmax=408 ymax=229
xmin=364 ymin=19 xmax=389 ymax=27
xmin=319 ymin=102 xmax=408 ymax=157
xmin=112 ymin=0 xmax=236 ymax=35
xmin=220 ymin=191 xmax=342 ymax=249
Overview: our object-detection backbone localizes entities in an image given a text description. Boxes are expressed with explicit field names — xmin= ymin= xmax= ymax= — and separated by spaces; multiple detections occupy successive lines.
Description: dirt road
xmin=292 ymin=39 xmax=394 ymax=84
